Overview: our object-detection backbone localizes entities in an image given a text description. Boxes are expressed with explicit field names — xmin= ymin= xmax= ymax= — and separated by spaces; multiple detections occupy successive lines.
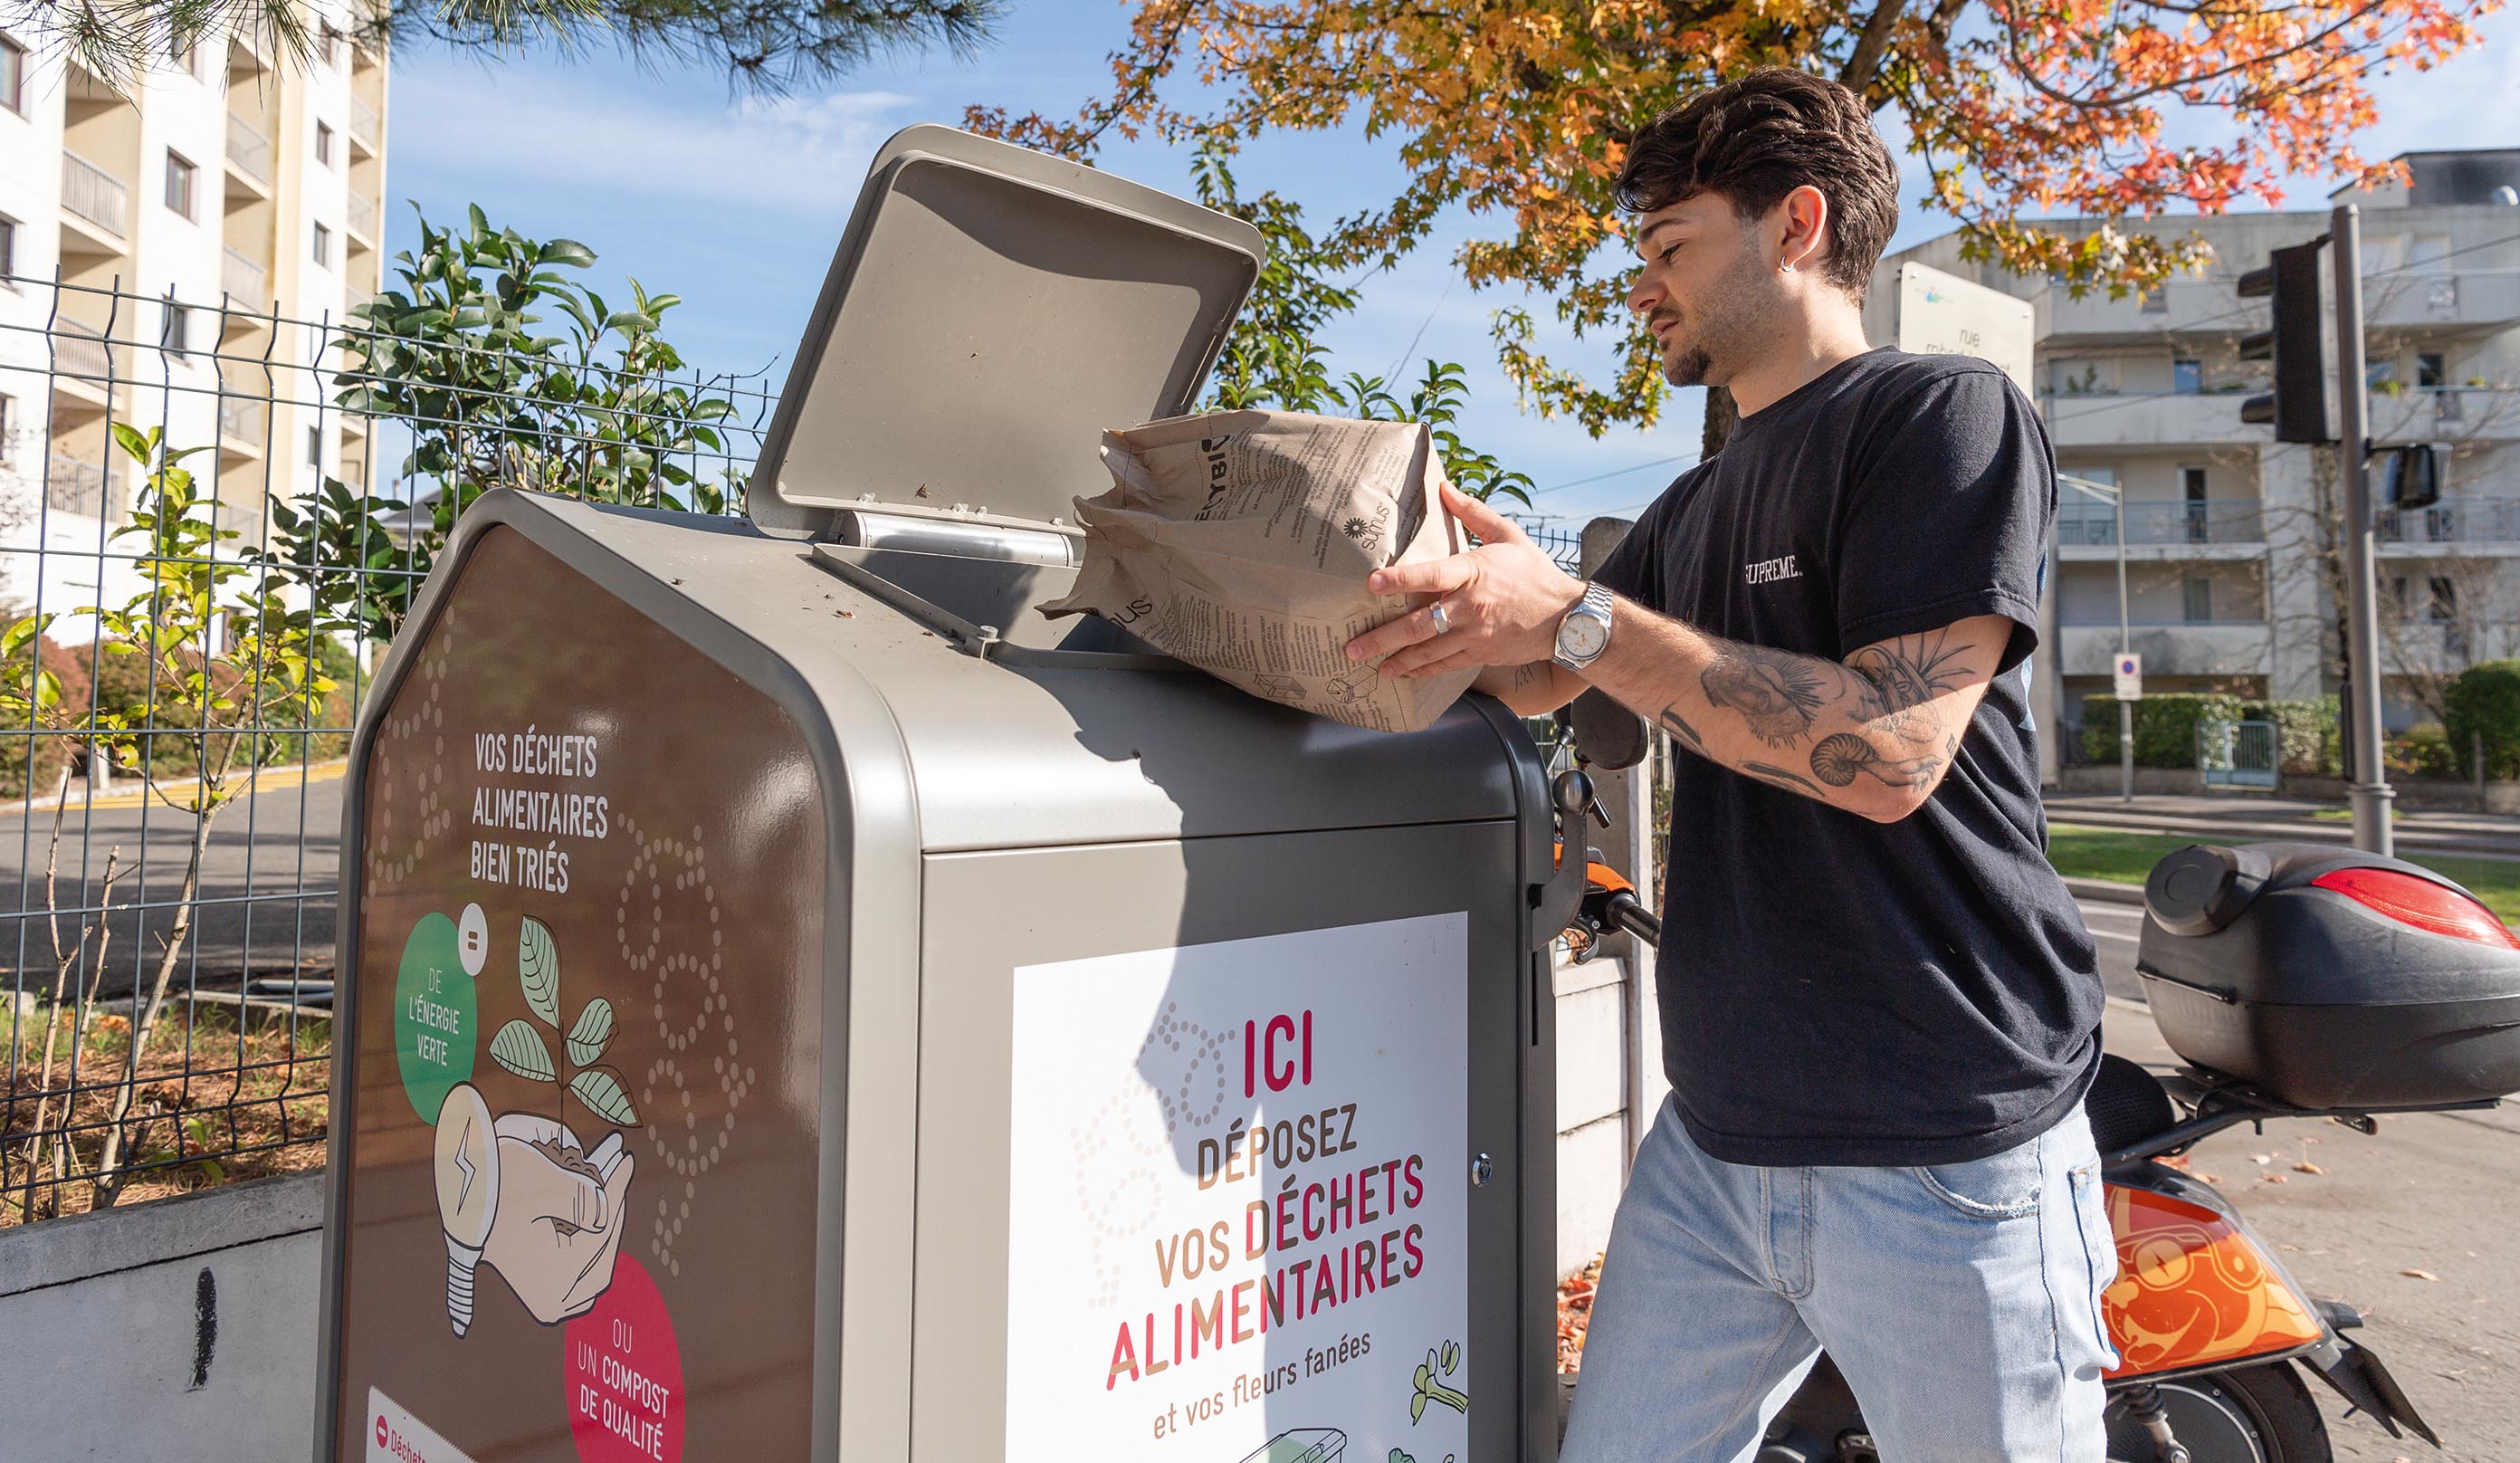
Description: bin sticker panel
xmin=339 ymin=528 xmax=825 ymax=1462
xmin=1007 ymin=913 xmax=1468 ymax=1463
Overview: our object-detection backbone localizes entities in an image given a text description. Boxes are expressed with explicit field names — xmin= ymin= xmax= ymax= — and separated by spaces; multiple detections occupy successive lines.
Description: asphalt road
xmin=0 ymin=764 xmax=342 ymax=1001
xmin=2077 ymin=893 xmax=2149 ymax=1003
xmin=2105 ymin=1005 xmax=2520 ymax=1461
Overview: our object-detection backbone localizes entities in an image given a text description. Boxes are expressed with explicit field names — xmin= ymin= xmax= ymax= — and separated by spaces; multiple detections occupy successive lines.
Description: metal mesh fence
xmin=0 ymin=273 xmax=1590 ymax=1223
xmin=0 ymin=275 xmax=773 ymax=1221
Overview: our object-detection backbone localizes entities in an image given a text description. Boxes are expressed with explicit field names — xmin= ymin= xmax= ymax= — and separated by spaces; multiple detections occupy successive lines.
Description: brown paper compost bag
xmin=1039 ymin=409 xmax=1479 ymax=733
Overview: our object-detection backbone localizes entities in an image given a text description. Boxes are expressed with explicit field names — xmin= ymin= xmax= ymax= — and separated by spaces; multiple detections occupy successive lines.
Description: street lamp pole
xmin=2332 ymin=204 xmax=2396 ymax=856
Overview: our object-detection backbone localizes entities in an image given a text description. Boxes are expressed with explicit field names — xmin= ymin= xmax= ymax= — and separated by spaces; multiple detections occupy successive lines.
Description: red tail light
xmin=2311 ymin=867 xmax=2520 ymax=950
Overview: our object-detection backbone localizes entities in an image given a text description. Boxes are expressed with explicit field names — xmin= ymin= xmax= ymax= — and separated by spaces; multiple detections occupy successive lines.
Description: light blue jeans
xmin=1561 ymin=1096 xmax=2120 ymax=1463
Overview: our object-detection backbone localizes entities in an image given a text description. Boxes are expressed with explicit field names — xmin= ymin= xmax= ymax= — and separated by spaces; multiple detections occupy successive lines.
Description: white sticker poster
xmin=1007 ymin=913 xmax=1471 ymax=1463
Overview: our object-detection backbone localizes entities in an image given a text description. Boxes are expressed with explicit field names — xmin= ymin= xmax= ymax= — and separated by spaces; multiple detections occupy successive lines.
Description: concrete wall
xmin=0 ymin=1171 xmax=322 ymax=1460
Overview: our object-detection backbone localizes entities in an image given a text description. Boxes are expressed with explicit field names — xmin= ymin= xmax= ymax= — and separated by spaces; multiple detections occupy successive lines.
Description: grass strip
xmin=2048 ymin=822 xmax=2520 ymax=923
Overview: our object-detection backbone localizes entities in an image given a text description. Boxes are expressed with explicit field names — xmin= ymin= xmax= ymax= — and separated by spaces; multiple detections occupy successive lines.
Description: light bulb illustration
xmin=434 ymin=1083 xmax=501 ymax=1337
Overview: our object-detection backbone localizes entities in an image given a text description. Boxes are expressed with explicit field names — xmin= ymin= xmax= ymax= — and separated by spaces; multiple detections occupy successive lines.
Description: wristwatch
xmin=1552 ymin=581 xmax=1616 ymax=672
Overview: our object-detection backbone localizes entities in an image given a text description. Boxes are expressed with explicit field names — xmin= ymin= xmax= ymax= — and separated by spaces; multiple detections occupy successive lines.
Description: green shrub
xmin=2444 ymin=660 xmax=2520 ymax=779
xmin=2240 ymin=696 xmax=2343 ymax=776
xmin=2080 ymin=693 xmax=2247 ymax=768
xmin=2388 ymin=723 xmax=2463 ymax=779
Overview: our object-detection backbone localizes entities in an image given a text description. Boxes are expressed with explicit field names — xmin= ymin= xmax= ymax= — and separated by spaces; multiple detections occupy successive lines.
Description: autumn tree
xmin=972 ymin=0 xmax=2496 ymax=448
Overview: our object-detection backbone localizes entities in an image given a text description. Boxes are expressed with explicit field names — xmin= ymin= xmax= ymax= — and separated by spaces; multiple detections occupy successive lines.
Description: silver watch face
xmin=1559 ymin=613 xmax=1609 ymax=662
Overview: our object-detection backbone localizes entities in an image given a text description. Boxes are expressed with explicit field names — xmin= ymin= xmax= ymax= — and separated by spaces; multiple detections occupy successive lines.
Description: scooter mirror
xmin=1568 ymin=688 xmax=1649 ymax=771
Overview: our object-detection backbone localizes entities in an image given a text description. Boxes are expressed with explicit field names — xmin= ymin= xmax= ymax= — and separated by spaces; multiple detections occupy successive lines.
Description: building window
xmin=2172 ymin=358 xmax=2202 ymax=395
xmin=312 ymin=221 xmax=331 ymax=268
xmin=0 ymin=393 xmax=13 ymax=459
xmin=0 ymin=34 xmax=23 ymax=115
xmin=160 ymin=291 xmax=189 ymax=357
xmin=0 ymin=215 xmax=15 ymax=280
xmin=2140 ymin=288 xmax=2169 ymax=314
xmin=307 ymin=425 xmax=322 ymax=467
xmin=2409 ymin=235 xmax=2452 ymax=274
xmin=165 ymin=151 xmax=197 ymax=220
xmin=319 ymin=24 xmax=339 ymax=64
xmin=2419 ymin=351 xmax=2447 ymax=389
xmin=2182 ymin=576 xmax=2214 ymax=624
xmin=316 ymin=121 xmax=333 ymax=167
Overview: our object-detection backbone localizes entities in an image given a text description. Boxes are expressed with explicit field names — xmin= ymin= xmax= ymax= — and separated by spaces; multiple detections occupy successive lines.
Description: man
xmin=1341 ymin=68 xmax=2115 ymax=1461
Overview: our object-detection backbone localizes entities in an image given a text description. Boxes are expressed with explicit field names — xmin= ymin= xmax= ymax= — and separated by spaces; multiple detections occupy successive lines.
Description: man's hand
xmin=1342 ymin=483 xmax=1586 ymax=677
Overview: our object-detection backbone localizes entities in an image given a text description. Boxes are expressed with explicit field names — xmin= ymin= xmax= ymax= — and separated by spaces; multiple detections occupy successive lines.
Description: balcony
xmin=2059 ymin=621 xmax=2271 ymax=677
xmin=349 ymin=93 xmax=379 ymax=153
xmin=2042 ymin=389 xmax=2264 ymax=450
xmin=225 ymin=113 xmax=272 ymax=189
xmin=60 ymin=150 xmax=129 ymax=242
xmin=43 ymin=455 xmax=121 ymax=519
xmin=2361 ymin=271 xmax=2520 ymax=331
xmin=2369 ymin=385 xmax=2520 ymax=443
xmin=218 ymin=396 xmax=263 ymax=444
xmin=346 ymin=189 xmax=377 ymax=245
xmin=2038 ymin=269 xmax=2520 ymax=342
xmin=221 ymin=245 xmax=270 ymax=312
xmin=2057 ymin=496 xmax=2264 ymax=550
xmin=2376 ymin=497 xmax=2520 ymax=552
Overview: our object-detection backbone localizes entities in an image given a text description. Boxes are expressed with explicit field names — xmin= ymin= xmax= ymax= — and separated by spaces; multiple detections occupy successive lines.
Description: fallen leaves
xmin=2403 ymin=1268 xmax=2443 ymax=1282
xmin=1556 ymin=1254 xmax=1601 ymax=1373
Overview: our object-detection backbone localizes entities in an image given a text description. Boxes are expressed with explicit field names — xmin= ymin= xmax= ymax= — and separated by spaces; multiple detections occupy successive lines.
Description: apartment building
xmin=0 ymin=18 xmax=388 ymax=634
xmin=1869 ymin=149 xmax=2520 ymax=743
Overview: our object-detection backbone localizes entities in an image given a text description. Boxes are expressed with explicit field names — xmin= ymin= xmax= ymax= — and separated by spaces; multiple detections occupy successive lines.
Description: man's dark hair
xmin=1616 ymin=68 xmax=1901 ymax=300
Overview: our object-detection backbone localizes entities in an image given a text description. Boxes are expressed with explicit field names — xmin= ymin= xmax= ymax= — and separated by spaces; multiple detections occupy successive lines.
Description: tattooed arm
xmin=1334 ymin=484 xmax=2009 ymax=819
xmin=1577 ymin=604 xmax=2014 ymax=823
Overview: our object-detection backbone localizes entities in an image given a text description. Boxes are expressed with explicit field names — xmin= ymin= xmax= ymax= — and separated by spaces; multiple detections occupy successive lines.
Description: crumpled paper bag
xmin=1039 ymin=409 xmax=1478 ymax=732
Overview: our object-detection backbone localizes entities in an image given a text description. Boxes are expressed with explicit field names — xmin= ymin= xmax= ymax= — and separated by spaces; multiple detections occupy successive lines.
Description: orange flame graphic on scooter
xmin=2102 ymin=1184 xmax=2323 ymax=1378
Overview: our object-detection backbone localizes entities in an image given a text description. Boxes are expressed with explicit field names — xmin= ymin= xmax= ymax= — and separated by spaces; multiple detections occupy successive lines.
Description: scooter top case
xmin=2138 ymin=841 xmax=2520 ymax=1111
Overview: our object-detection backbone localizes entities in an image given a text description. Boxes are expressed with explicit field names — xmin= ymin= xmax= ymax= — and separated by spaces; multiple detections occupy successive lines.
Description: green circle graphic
xmin=395 ymin=913 xmax=477 ymax=1122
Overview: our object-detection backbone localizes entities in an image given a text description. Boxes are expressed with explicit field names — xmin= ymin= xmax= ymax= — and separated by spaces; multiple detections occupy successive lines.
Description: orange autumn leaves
xmin=969 ymin=0 xmax=2498 ymax=435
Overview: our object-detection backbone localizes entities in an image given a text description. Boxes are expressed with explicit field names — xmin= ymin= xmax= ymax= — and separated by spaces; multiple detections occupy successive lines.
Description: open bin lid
xmin=749 ymin=124 xmax=1265 ymax=534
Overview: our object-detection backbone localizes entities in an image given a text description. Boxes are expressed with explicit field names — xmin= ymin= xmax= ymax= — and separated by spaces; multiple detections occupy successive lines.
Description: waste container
xmin=314 ymin=125 xmax=1565 ymax=1463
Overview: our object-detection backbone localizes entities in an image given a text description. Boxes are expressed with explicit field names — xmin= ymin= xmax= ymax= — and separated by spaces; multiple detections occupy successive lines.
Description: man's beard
xmin=1655 ymin=252 xmax=1774 ymax=388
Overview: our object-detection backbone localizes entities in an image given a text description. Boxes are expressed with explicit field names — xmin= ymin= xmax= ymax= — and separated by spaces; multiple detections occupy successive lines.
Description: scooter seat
xmin=2085 ymin=1052 xmax=2178 ymax=1156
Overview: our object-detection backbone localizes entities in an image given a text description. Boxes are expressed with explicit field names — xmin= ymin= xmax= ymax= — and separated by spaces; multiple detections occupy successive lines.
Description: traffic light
xmin=2238 ymin=241 xmax=2332 ymax=445
xmin=2380 ymin=443 xmax=2444 ymax=511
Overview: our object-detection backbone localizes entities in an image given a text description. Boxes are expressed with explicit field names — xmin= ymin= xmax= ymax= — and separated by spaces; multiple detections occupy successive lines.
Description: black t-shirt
xmin=1592 ymin=346 xmax=2103 ymax=1167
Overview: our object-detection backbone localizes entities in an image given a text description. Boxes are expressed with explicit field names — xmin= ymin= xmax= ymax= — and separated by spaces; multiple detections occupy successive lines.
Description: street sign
xmin=2114 ymin=654 xmax=2143 ymax=701
xmin=1895 ymin=263 xmax=2037 ymax=397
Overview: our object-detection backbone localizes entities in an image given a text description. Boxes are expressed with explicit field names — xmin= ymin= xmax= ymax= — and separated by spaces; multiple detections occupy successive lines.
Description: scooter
xmin=1545 ymin=692 xmax=2514 ymax=1463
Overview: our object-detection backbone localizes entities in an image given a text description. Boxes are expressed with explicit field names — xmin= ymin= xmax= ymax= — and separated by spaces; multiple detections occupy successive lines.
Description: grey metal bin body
xmin=316 ymin=126 xmax=1561 ymax=1463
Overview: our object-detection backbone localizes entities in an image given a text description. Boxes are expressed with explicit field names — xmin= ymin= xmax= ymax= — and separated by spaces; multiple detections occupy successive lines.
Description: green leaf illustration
xmin=489 ymin=1019 xmax=556 ymax=1083
xmin=568 ymin=1066 xmax=639 ymax=1128
xmin=566 ymin=997 xmax=616 ymax=1068
xmin=518 ymin=916 xmax=560 ymax=1028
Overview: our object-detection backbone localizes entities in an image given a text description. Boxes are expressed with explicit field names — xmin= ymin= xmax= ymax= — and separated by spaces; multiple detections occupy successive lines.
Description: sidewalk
xmin=2046 ymin=790 xmax=2520 ymax=862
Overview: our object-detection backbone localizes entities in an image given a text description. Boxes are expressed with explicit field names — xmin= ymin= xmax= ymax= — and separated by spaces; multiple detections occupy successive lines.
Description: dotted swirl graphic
xmin=364 ymin=621 xmax=454 ymax=891
xmin=617 ymin=818 xmax=752 ymax=1278
xmin=1074 ymin=1003 xmax=1236 ymax=1308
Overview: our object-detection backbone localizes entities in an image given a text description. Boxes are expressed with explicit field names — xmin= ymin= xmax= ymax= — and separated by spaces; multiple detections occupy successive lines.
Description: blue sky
xmin=380 ymin=1 xmax=2520 ymax=528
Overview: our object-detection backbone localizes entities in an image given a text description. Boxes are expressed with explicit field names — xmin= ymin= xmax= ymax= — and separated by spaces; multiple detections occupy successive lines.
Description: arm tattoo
xmin=1809 ymin=732 xmax=1942 ymax=790
xmin=1847 ymin=628 xmax=1975 ymax=746
xmin=1511 ymin=662 xmax=1542 ymax=691
xmin=1657 ymin=705 xmax=1706 ymax=755
xmin=1700 ymin=645 xmax=1829 ymax=747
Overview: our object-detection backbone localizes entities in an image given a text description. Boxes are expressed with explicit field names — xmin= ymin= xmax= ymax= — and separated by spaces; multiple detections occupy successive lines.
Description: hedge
xmin=2241 ymin=696 xmax=2343 ymax=776
xmin=2079 ymin=693 xmax=2246 ymax=768
xmin=2444 ymin=660 xmax=2520 ymax=780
